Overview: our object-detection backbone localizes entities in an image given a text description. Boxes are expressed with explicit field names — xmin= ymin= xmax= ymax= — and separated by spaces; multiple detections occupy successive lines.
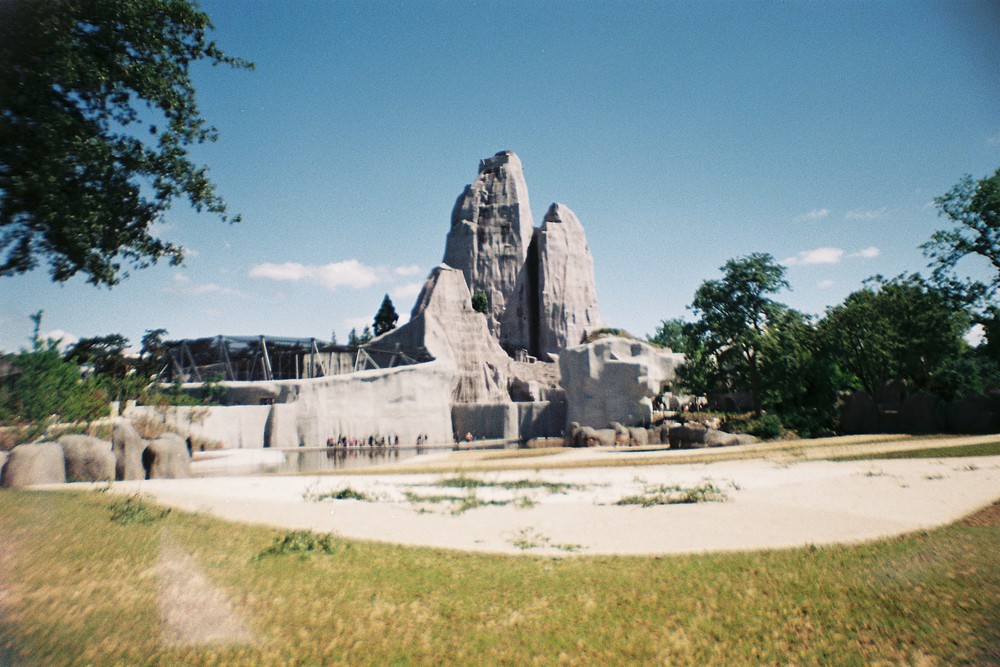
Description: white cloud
xmin=782 ymin=247 xmax=844 ymax=266
xmin=164 ymin=282 xmax=249 ymax=298
xmin=965 ymin=323 xmax=985 ymax=346
xmin=249 ymin=260 xmax=381 ymax=291
xmin=797 ymin=208 xmax=830 ymax=221
xmin=817 ymin=279 xmax=835 ymax=289
xmin=851 ymin=246 xmax=881 ymax=259
xmin=42 ymin=330 xmax=78 ymax=350
xmin=391 ymin=282 xmax=424 ymax=302
xmin=394 ymin=264 xmax=423 ymax=277
xmin=844 ymin=207 xmax=886 ymax=220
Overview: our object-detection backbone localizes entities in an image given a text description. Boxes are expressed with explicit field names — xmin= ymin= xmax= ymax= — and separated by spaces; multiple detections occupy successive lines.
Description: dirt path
xmin=156 ymin=532 xmax=255 ymax=647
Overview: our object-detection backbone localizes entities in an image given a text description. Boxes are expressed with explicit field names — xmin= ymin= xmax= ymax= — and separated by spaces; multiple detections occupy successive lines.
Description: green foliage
xmin=689 ymin=253 xmax=790 ymax=415
xmin=254 ymin=530 xmax=339 ymax=560
xmin=0 ymin=0 xmax=252 ymax=285
xmin=746 ymin=414 xmax=783 ymax=439
xmin=347 ymin=327 xmax=374 ymax=346
xmin=471 ymin=289 xmax=489 ymax=314
xmin=305 ymin=487 xmax=371 ymax=502
xmin=109 ymin=494 xmax=170 ymax=525
xmin=819 ymin=274 xmax=970 ymax=396
xmin=4 ymin=342 xmax=107 ymax=423
xmin=648 ymin=317 xmax=688 ymax=352
xmin=373 ymin=294 xmax=398 ymax=336
xmin=922 ymin=167 xmax=1000 ymax=311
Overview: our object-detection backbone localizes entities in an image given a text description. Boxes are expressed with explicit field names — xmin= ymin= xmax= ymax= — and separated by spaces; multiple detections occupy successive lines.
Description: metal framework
xmin=160 ymin=335 xmax=430 ymax=383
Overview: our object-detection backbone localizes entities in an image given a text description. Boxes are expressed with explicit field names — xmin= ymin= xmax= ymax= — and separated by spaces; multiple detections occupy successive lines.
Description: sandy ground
xmin=53 ymin=451 xmax=1000 ymax=557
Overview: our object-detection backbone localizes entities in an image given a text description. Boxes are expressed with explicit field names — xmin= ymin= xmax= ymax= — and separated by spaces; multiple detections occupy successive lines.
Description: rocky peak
xmin=442 ymin=150 xmax=534 ymax=350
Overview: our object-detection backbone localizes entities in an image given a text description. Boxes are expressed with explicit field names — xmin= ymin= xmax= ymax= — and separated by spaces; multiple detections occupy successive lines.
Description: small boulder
xmin=669 ymin=424 xmax=707 ymax=449
xmin=1 ymin=443 xmax=66 ymax=488
xmin=59 ymin=435 xmax=115 ymax=482
xmin=608 ymin=422 xmax=630 ymax=446
xmin=145 ymin=435 xmax=191 ymax=479
xmin=0 ymin=451 xmax=8 ymax=477
xmin=113 ymin=419 xmax=146 ymax=481
xmin=627 ymin=427 xmax=648 ymax=447
xmin=646 ymin=428 xmax=662 ymax=445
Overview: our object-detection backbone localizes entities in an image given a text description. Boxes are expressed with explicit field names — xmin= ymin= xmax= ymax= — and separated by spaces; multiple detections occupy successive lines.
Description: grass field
xmin=1 ymin=488 xmax=998 ymax=665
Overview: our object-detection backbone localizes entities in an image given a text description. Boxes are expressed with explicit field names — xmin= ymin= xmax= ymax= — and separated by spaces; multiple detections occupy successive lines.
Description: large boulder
xmin=536 ymin=203 xmax=602 ymax=359
xmin=627 ymin=427 xmax=649 ymax=447
xmin=669 ymin=424 xmax=707 ymax=448
xmin=112 ymin=419 xmax=146 ymax=481
xmin=144 ymin=434 xmax=191 ymax=479
xmin=1 ymin=443 xmax=66 ymax=488
xmin=0 ymin=451 xmax=7 ymax=477
xmin=560 ymin=337 xmax=684 ymax=429
xmin=442 ymin=150 xmax=535 ymax=351
xmin=566 ymin=423 xmax=616 ymax=447
xmin=59 ymin=435 xmax=115 ymax=482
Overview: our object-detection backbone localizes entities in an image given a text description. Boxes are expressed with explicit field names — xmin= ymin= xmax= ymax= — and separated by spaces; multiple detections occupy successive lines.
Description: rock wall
xmin=537 ymin=203 xmax=602 ymax=358
xmin=378 ymin=264 xmax=511 ymax=403
xmin=442 ymin=150 xmax=534 ymax=351
xmin=560 ymin=337 xmax=685 ymax=429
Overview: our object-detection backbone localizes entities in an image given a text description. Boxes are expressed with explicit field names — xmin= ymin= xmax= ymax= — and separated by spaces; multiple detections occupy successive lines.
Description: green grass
xmin=615 ymin=481 xmax=730 ymax=507
xmin=305 ymin=486 xmax=372 ymax=502
xmin=433 ymin=476 xmax=581 ymax=493
xmin=831 ymin=440 xmax=1000 ymax=461
xmin=1 ymin=489 xmax=998 ymax=665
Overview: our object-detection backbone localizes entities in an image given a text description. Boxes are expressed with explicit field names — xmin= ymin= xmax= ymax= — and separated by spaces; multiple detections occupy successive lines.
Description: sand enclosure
xmin=89 ymin=450 xmax=1000 ymax=557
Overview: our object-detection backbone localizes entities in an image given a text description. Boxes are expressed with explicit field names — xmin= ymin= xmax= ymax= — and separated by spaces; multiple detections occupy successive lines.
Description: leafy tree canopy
xmin=373 ymin=294 xmax=398 ymax=336
xmin=471 ymin=289 xmax=489 ymax=315
xmin=689 ymin=253 xmax=790 ymax=415
xmin=0 ymin=0 xmax=252 ymax=286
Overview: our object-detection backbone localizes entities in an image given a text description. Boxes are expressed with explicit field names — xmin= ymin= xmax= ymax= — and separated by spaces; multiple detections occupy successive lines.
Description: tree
xmin=689 ymin=253 xmax=790 ymax=415
xmin=0 ymin=0 xmax=252 ymax=286
xmin=329 ymin=331 xmax=338 ymax=346
xmin=819 ymin=274 xmax=970 ymax=397
xmin=471 ymin=289 xmax=489 ymax=315
xmin=358 ymin=326 xmax=374 ymax=345
xmin=373 ymin=294 xmax=398 ymax=336
xmin=1 ymin=312 xmax=106 ymax=422
xmin=648 ymin=318 xmax=688 ymax=352
xmin=922 ymin=168 xmax=1000 ymax=304
xmin=347 ymin=328 xmax=359 ymax=346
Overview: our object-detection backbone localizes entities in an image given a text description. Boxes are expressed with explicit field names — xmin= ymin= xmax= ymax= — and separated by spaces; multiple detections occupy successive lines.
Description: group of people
xmin=325 ymin=433 xmax=433 ymax=447
xmin=326 ymin=434 xmax=400 ymax=448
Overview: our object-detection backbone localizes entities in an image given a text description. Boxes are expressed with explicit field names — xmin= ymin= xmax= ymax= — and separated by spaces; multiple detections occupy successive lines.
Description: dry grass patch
xmin=1 ymin=489 xmax=998 ymax=665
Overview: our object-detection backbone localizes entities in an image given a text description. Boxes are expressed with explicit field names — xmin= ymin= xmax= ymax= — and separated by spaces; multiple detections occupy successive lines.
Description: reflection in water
xmin=192 ymin=446 xmax=425 ymax=477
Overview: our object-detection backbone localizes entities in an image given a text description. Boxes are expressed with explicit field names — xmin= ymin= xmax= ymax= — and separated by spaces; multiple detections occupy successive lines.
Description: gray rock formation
xmin=378 ymin=265 xmax=511 ymax=403
xmin=113 ymin=419 xmax=146 ymax=480
xmin=443 ymin=150 xmax=534 ymax=351
xmin=560 ymin=336 xmax=684 ymax=429
xmin=840 ymin=391 xmax=879 ymax=435
xmin=899 ymin=393 xmax=944 ymax=434
xmin=537 ymin=203 xmax=601 ymax=357
xmin=0 ymin=451 xmax=8 ymax=478
xmin=59 ymin=435 xmax=115 ymax=482
xmin=0 ymin=443 xmax=66 ymax=487
xmin=145 ymin=434 xmax=191 ymax=479
xmin=947 ymin=394 xmax=997 ymax=433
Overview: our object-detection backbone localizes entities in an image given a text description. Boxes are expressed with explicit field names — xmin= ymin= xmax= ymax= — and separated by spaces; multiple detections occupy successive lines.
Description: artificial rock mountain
xmin=442 ymin=151 xmax=602 ymax=361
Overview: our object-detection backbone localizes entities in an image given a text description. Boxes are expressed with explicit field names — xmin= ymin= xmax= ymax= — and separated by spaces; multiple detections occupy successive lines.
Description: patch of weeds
xmin=306 ymin=486 xmax=372 ymax=502
xmin=109 ymin=494 xmax=170 ymax=525
xmin=510 ymin=528 xmax=583 ymax=552
xmin=862 ymin=470 xmax=887 ymax=478
xmin=615 ymin=481 xmax=729 ymax=507
xmin=254 ymin=530 xmax=339 ymax=560
xmin=450 ymin=493 xmax=509 ymax=515
xmin=433 ymin=476 xmax=581 ymax=493
xmin=957 ymin=464 xmax=980 ymax=471
xmin=403 ymin=490 xmax=465 ymax=504
xmin=924 ymin=474 xmax=945 ymax=481
xmin=515 ymin=495 xmax=536 ymax=509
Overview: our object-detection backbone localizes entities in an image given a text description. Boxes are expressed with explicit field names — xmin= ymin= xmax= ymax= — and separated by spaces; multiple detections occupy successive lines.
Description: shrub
xmin=254 ymin=530 xmax=339 ymax=560
xmin=109 ymin=494 xmax=170 ymax=525
xmin=746 ymin=414 xmax=783 ymax=440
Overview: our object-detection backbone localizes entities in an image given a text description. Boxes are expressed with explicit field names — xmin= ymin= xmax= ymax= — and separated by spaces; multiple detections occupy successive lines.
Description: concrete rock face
xmin=560 ymin=336 xmax=685 ymax=429
xmin=379 ymin=265 xmax=511 ymax=404
xmin=113 ymin=419 xmax=146 ymax=481
xmin=145 ymin=436 xmax=191 ymax=479
xmin=59 ymin=435 xmax=115 ymax=482
xmin=537 ymin=203 xmax=602 ymax=358
xmin=0 ymin=443 xmax=66 ymax=487
xmin=443 ymin=151 xmax=534 ymax=351
xmin=442 ymin=151 xmax=602 ymax=360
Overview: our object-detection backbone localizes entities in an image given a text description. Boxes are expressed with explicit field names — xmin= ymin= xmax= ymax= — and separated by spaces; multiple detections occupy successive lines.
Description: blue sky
xmin=2 ymin=0 xmax=998 ymax=352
